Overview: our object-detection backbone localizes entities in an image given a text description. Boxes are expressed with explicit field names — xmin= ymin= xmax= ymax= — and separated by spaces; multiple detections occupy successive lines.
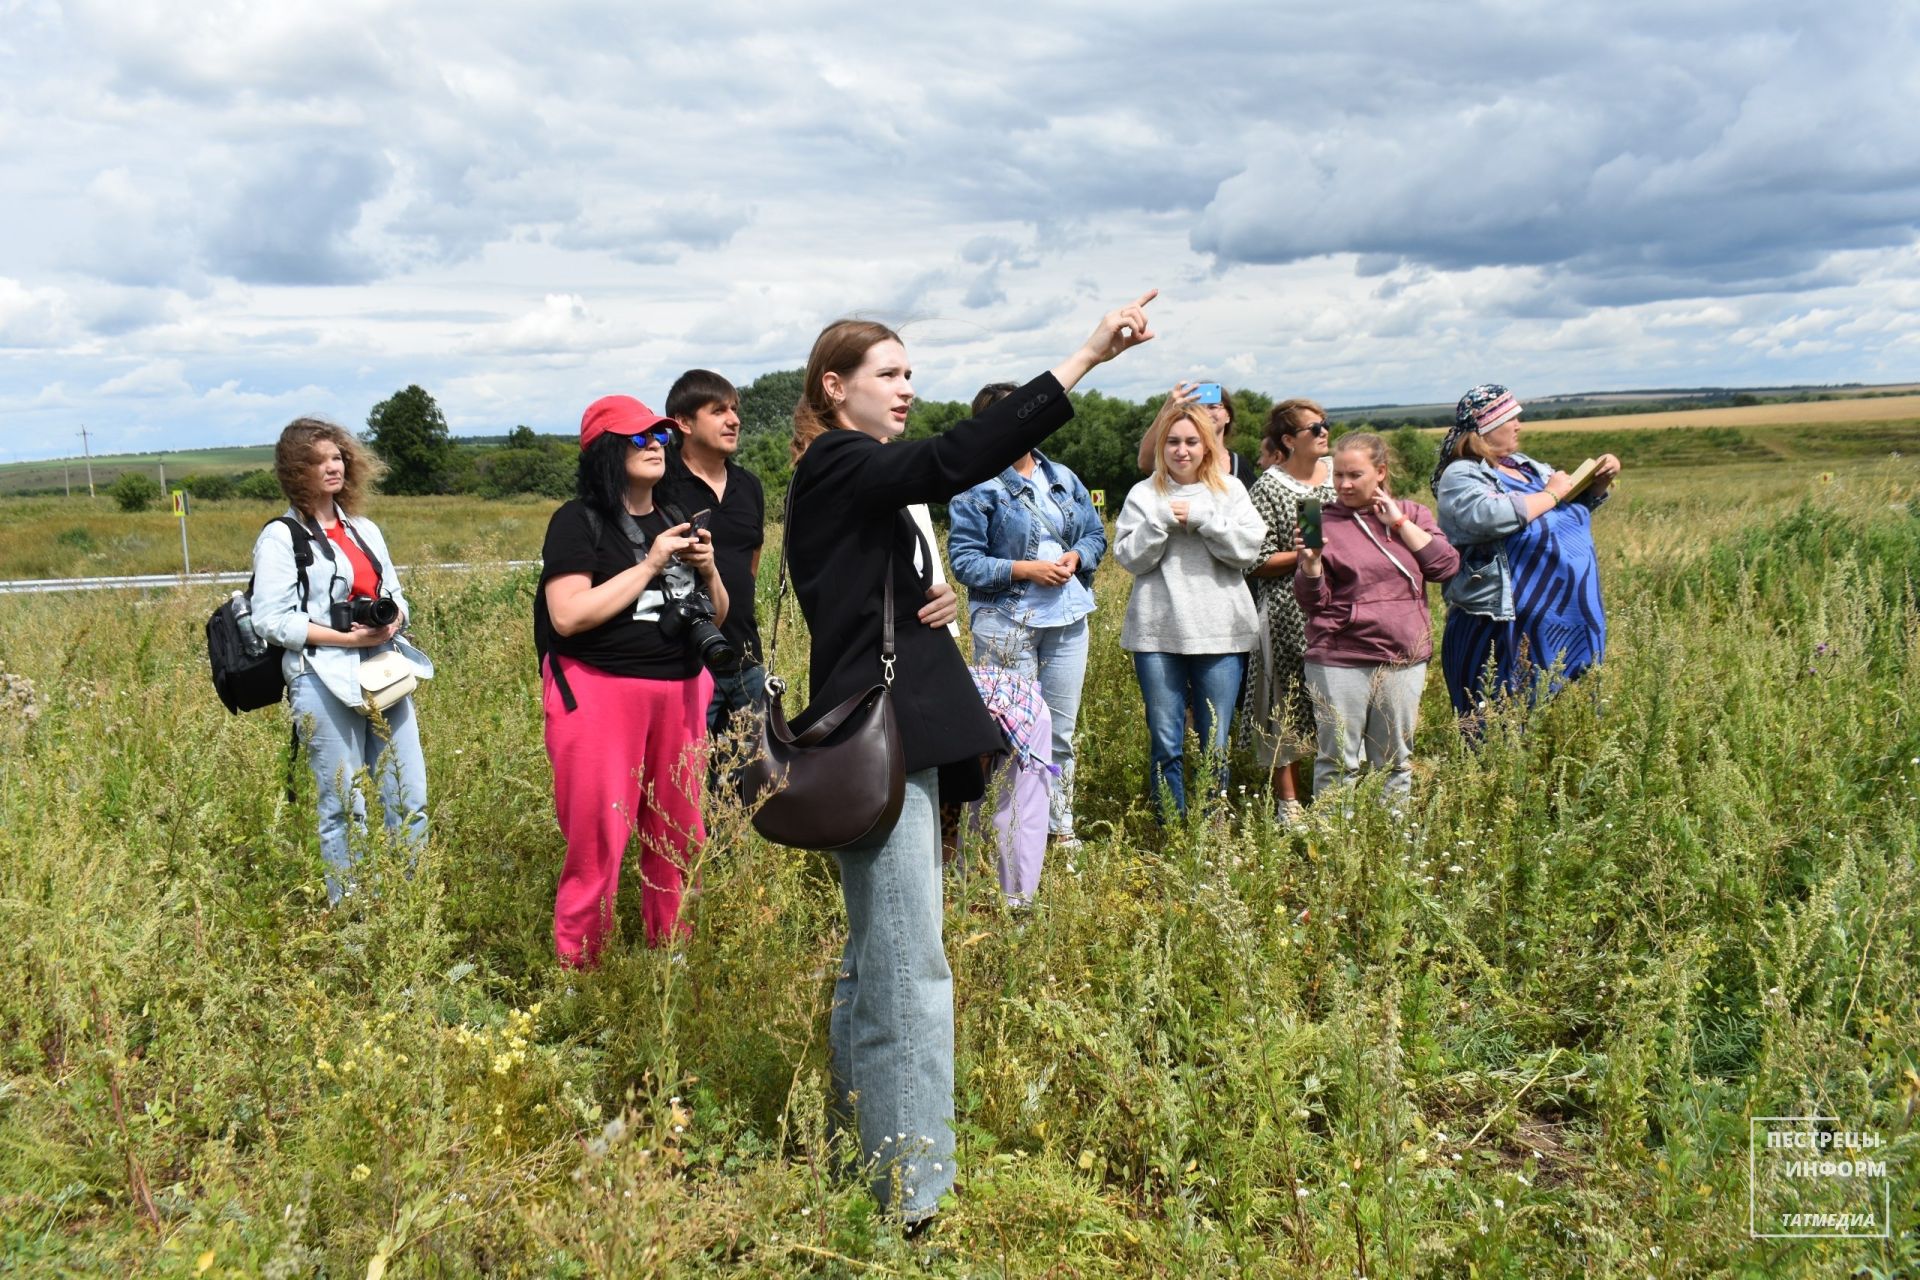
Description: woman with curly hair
xmin=249 ymin=418 xmax=432 ymax=903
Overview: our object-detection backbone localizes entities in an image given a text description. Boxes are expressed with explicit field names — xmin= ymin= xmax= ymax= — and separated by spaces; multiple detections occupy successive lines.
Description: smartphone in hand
xmin=1298 ymin=499 xmax=1323 ymax=550
xmin=1193 ymin=382 xmax=1223 ymax=405
xmin=688 ymin=508 xmax=713 ymax=535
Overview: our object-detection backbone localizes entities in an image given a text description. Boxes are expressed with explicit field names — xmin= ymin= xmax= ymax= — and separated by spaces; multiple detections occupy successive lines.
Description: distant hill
xmin=1327 ymin=381 xmax=1920 ymax=428
xmin=0 ymin=434 xmax=586 ymax=497
xmin=0 ymin=445 xmax=278 ymax=497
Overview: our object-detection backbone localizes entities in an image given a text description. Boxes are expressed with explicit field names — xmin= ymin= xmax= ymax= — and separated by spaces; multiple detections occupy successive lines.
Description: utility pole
xmin=79 ymin=424 xmax=96 ymax=499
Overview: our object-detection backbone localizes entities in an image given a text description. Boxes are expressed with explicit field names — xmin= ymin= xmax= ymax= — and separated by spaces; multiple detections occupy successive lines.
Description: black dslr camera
xmin=330 ymin=596 xmax=400 ymax=632
xmin=658 ymin=589 xmax=739 ymax=676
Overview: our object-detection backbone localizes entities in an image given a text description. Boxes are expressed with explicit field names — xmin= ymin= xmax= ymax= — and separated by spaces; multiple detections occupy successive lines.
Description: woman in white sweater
xmin=1113 ymin=402 xmax=1267 ymax=818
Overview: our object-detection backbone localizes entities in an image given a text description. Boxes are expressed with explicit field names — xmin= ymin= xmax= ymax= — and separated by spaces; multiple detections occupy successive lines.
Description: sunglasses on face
xmin=1292 ymin=420 xmax=1330 ymax=437
xmin=630 ymin=428 xmax=674 ymax=449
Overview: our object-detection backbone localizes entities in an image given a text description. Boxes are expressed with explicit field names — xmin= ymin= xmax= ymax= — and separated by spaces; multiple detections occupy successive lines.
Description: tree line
xmin=114 ymin=379 xmax=1441 ymax=513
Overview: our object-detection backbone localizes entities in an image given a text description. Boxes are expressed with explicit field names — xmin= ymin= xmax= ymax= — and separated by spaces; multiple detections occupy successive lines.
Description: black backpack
xmin=207 ymin=516 xmax=319 ymax=713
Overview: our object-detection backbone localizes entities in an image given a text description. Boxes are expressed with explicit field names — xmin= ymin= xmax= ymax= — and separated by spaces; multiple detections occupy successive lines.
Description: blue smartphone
xmin=1194 ymin=382 xmax=1223 ymax=404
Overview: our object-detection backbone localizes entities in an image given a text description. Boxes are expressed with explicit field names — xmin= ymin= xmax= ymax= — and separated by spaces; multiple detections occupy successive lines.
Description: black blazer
xmin=787 ymin=373 xmax=1075 ymax=803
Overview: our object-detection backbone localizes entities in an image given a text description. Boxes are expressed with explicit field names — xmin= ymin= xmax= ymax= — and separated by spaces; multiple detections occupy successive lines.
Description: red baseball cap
xmin=580 ymin=395 xmax=674 ymax=448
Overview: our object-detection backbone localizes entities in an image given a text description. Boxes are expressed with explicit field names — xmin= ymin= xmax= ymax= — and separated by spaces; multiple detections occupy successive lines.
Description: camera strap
xmin=612 ymin=502 xmax=687 ymax=563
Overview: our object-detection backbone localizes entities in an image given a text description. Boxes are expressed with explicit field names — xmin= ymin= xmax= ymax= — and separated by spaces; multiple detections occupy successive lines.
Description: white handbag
xmin=358 ymin=649 xmax=421 ymax=714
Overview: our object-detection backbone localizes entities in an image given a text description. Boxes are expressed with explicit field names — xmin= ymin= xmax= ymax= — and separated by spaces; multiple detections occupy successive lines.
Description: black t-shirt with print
xmin=539 ymin=499 xmax=701 ymax=680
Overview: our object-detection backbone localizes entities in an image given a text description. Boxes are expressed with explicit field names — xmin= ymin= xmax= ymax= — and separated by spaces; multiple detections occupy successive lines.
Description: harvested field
xmin=1525 ymin=392 xmax=1920 ymax=431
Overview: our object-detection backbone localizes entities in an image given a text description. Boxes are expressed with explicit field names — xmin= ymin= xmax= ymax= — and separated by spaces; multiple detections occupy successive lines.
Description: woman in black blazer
xmin=785 ymin=293 xmax=1156 ymax=1226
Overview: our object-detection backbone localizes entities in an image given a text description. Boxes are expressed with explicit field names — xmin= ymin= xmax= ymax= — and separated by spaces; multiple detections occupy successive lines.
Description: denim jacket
xmin=1433 ymin=453 xmax=1610 ymax=620
xmin=948 ymin=450 xmax=1106 ymax=613
xmin=249 ymin=506 xmax=434 ymax=709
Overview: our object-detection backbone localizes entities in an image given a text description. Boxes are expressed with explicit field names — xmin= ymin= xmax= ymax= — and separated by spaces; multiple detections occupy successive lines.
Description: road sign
xmin=172 ymin=490 xmax=190 ymax=574
xmin=1089 ymin=489 xmax=1106 ymax=510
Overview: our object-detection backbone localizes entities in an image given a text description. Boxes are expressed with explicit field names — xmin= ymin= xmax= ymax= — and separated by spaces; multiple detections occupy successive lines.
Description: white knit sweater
xmin=1112 ymin=477 xmax=1266 ymax=653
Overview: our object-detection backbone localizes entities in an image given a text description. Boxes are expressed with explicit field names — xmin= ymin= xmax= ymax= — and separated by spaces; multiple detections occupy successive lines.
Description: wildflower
xmin=1494 ymin=1197 xmax=1505 ymax=1210
xmin=351 ymin=1164 xmax=371 ymax=1182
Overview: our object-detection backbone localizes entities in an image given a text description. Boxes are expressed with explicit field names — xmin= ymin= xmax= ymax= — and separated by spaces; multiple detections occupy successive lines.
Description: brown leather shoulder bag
xmin=738 ymin=485 xmax=906 ymax=849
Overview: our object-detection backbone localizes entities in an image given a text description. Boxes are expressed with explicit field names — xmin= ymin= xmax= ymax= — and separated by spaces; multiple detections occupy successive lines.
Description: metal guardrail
xmin=0 ymin=560 xmax=540 ymax=596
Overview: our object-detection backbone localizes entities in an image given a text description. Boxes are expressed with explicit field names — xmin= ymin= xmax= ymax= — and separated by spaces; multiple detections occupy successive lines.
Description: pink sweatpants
xmin=543 ymin=656 xmax=712 ymax=965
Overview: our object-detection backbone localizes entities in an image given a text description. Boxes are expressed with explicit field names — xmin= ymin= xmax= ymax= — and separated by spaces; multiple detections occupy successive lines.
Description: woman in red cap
xmin=535 ymin=396 xmax=728 ymax=966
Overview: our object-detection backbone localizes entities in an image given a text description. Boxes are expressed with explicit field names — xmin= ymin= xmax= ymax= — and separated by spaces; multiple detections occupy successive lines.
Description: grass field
xmin=2 ymin=435 xmax=1917 ymax=1275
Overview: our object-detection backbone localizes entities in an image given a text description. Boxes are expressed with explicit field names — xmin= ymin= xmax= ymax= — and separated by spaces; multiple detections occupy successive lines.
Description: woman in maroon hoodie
xmin=1293 ymin=433 xmax=1459 ymax=804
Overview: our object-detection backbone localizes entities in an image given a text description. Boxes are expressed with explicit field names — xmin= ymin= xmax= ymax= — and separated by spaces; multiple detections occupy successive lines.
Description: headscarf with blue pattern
xmin=1433 ymin=383 xmax=1524 ymax=491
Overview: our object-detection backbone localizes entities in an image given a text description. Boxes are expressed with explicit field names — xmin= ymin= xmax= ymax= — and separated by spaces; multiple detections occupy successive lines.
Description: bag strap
xmin=542 ymin=501 xmax=682 ymax=717
xmin=336 ymin=516 xmax=388 ymax=590
xmin=764 ymin=475 xmax=895 ymax=695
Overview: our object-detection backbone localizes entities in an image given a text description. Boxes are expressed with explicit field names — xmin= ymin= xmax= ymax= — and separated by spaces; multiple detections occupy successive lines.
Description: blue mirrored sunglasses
xmin=630 ymin=428 xmax=674 ymax=449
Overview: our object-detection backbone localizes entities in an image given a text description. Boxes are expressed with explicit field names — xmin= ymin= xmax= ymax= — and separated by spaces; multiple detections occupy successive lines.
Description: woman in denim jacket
xmin=250 ymin=418 xmax=433 ymax=903
xmin=1432 ymin=384 xmax=1620 ymax=728
xmin=948 ymin=382 xmax=1107 ymax=845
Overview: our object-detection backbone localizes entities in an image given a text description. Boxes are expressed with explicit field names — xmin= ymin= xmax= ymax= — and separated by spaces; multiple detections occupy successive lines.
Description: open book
xmin=1560 ymin=457 xmax=1603 ymax=502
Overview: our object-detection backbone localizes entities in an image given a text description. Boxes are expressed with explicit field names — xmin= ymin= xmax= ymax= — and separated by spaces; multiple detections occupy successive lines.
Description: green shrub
xmin=107 ymin=470 xmax=161 ymax=512
xmin=234 ymin=469 xmax=284 ymax=502
xmin=179 ymin=472 xmax=236 ymax=502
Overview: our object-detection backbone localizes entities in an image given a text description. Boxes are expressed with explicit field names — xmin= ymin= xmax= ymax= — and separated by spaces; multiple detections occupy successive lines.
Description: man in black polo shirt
xmin=661 ymin=370 xmax=767 ymax=785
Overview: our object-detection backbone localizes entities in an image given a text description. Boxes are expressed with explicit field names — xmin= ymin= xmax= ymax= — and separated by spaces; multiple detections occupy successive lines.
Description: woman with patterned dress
xmin=1432 ymin=384 xmax=1622 ymax=731
xmin=1244 ymin=399 xmax=1335 ymax=819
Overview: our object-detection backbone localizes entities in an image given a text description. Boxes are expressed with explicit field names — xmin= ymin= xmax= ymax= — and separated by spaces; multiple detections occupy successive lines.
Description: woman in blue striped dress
xmin=1432 ymin=384 xmax=1621 ymax=729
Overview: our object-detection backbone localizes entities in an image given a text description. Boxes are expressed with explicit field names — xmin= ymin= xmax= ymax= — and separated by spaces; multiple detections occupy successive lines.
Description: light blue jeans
xmin=828 ymin=768 xmax=953 ymax=1222
xmin=1131 ymin=651 xmax=1246 ymax=819
xmin=289 ymin=672 xmax=428 ymax=903
xmin=968 ymin=609 xmax=1089 ymax=836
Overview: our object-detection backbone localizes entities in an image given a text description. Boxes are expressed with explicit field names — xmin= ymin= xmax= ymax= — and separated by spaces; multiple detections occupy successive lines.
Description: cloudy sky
xmin=3 ymin=1 xmax=1919 ymax=460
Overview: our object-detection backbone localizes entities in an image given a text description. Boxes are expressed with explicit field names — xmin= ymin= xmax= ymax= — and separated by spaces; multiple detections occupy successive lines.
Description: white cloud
xmin=0 ymin=279 xmax=76 ymax=347
xmin=2 ymin=1 xmax=1918 ymax=458
xmin=96 ymin=358 xmax=192 ymax=397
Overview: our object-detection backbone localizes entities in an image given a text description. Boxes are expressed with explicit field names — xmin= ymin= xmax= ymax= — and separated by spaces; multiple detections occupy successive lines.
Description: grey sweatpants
xmin=1303 ymin=661 xmax=1427 ymax=802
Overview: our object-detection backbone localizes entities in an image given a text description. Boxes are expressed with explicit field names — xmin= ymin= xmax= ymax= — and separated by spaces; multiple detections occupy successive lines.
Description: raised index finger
xmin=1133 ymin=288 xmax=1159 ymax=309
